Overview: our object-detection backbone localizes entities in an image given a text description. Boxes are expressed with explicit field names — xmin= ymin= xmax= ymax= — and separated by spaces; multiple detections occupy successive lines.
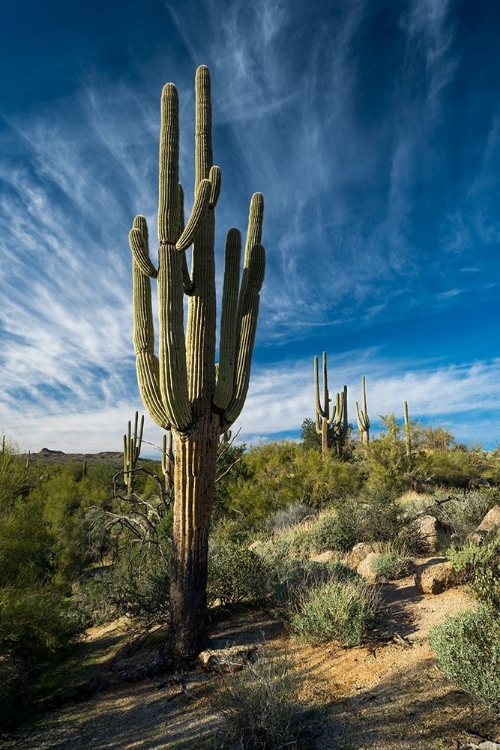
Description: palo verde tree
xmin=128 ymin=66 xmax=266 ymax=663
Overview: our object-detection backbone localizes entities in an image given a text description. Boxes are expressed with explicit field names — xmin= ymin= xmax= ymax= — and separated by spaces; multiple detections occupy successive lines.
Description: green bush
xmin=270 ymin=558 xmax=358 ymax=613
xmin=308 ymin=510 xmax=359 ymax=553
xmin=291 ymin=578 xmax=380 ymax=646
xmin=207 ymin=541 xmax=271 ymax=608
xmin=212 ymin=650 xmax=302 ymax=749
xmin=448 ymin=537 xmax=500 ymax=610
xmin=430 ymin=606 xmax=500 ymax=710
xmin=369 ymin=551 xmax=409 ymax=580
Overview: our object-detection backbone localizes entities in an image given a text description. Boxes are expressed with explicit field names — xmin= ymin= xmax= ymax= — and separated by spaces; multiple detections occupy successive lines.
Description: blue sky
xmin=1 ymin=0 xmax=500 ymax=454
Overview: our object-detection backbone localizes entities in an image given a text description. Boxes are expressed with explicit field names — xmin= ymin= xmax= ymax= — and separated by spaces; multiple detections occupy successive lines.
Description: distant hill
xmin=24 ymin=447 xmax=125 ymax=466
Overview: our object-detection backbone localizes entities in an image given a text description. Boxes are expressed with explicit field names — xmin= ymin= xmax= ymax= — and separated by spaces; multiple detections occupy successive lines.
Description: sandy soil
xmin=4 ymin=559 xmax=500 ymax=750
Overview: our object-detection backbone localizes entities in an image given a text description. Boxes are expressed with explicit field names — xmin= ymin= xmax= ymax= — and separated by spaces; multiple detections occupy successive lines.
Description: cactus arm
xmin=322 ymin=352 xmax=329 ymax=421
xmin=175 ymin=178 xmax=211 ymax=251
xmin=131 ymin=218 xmax=170 ymax=430
xmin=208 ymin=166 xmax=221 ymax=209
xmin=222 ymin=243 xmax=265 ymax=426
xmin=213 ymin=229 xmax=242 ymax=411
xmin=129 ymin=216 xmax=158 ymax=278
xmin=177 ymin=184 xmax=195 ymax=295
xmin=314 ymin=356 xmax=326 ymax=419
xmin=158 ymin=242 xmax=192 ymax=429
xmin=158 ymin=84 xmax=180 ymax=244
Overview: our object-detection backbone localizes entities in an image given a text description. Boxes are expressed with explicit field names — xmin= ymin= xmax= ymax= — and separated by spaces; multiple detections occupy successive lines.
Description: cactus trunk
xmin=170 ymin=413 xmax=219 ymax=659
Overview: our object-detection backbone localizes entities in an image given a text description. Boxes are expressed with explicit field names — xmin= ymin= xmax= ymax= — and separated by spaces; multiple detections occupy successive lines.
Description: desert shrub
xmin=291 ymin=577 xmax=380 ymax=646
xmin=212 ymin=649 xmax=302 ymax=749
xmin=270 ymin=558 xmax=358 ymax=614
xmin=308 ymin=510 xmax=359 ymax=553
xmin=433 ymin=488 xmax=500 ymax=538
xmin=448 ymin=537 xmax=500 ymax=610
xmin=369 ymin=550 xmax=410 ymax=580
xmin=207 ymin=540 xmax=271 ymax=608
xmin=112 ymin=551 xmax=171 ymax=625
xmin=260 ymin=523 xmax=316 ymax=563
xmin=426 ymin=447 xmax=488 ymax=489
xmin=225 ymin=441 xmax=362 ymax=527
xmin=266 ymin=503 xmax=317 ymax=532
xmin=430 ymin=606 xmax=500 ymax=710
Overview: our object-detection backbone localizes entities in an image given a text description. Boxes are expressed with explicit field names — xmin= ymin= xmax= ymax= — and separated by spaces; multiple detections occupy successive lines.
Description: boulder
xmin=412 ymin=514 xmax=447 ymax=553
xmin=309 ymin=550 xmax=337 ymax=563
xmin=469 ymin=505 xmax=500 ymax=544
xmin=415 ymin=558 xmax=459 ymax=594
xmin=357 ymin=552 xmax=386 ymax=584
xmin=344 ymin=542 xmax=383 ymax=569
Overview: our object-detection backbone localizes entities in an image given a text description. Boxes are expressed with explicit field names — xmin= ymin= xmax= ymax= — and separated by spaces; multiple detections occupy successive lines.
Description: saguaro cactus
xmin=128 ymin=66 xmax=265 ymax=662
xmin=403 ymin=401 xmax=411 ymax=457
xmin=123 ymin=411 xmax=144 ymax=499
xmin=355 ymin=376 xmax=370 ymax=444
xmin=314 ymin=352 xmax=337 ymax=458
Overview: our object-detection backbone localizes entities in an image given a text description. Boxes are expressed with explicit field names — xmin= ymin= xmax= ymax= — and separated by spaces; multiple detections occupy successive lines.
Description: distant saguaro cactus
xmin=123 ymin=411 xmax=144 ymax=499
xmin=314 ymin=352 xmax=337 ymax=458
xmin=355 ymin=376 xmax=370 ymax=444
xmin=403 ymin=401 xmax=411 ymax=457
xmin=128 ymin=66 xmax=266 ymax=663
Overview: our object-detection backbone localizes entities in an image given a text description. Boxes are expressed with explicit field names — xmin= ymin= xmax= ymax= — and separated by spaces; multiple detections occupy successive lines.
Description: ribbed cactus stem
xmin=128 ymin=66 xmax=266 ymax=664
xmin=123 ymin=411 xmax=144 ymax=498
xmin=404 ymin=401 xmax=411 ymax=457
xmin=162 ymin=430 xmax=174 ymax=491
xmin=355 ymin=376 xmax=370 ymax=444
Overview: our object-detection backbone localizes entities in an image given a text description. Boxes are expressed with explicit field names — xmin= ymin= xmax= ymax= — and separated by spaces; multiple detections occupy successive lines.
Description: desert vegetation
xmin=2 ymin=401 xmax=500 ymax=746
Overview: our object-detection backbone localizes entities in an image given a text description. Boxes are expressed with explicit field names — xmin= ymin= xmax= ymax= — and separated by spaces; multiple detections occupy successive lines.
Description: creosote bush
xmin=448 ymin=537 xmax=500 ymax=610
xmin=291 ymin=577 xmax=380 ymax=646
xmin=430 ymin=606 xmax=500 ymax=712
xmin=369 ymin=550 xmax=410 ymax=581
xmin=207 ymin=540 xmax=271 ymax=608
xmin=212 ymin=649 xmax=302 ymax=749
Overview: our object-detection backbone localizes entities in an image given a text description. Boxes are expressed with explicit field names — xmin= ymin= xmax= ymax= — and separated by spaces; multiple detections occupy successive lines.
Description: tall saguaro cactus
xmin=355 ymin=376 xmax=370 ymax=444
xmin=128 ymin=66 xmax=265 ymax=663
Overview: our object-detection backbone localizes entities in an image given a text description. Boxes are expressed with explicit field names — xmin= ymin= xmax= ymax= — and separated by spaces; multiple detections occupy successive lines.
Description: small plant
xmin=308 ymin=510 xmax=358 ymax=553
xmin=270 ymin=558 xmax=357 ymax=613
xmin=207 ymin=540 xmax=271 ymax=608
xmin=370 ymin=550 xmax=410 ymax=581
xmin=448 ymin=537 xmax=500 ymax=610
xmin=430 ymin=605 xmax=500 ymax=712
xmin=212 ymin=649 xmax=302 ymax=749
xmin=291 ymin=577 xmax=380 ymax=646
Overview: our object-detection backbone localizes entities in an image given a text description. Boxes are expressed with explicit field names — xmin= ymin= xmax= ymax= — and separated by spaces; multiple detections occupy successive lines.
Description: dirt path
xmin=4 ymin=565 xmax=500 ymax=750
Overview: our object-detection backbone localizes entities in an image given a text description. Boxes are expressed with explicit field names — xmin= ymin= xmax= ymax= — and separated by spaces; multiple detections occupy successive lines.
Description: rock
xmin=344 ymin=542 xmax=383 ymax=569
xmin=469 ymin=505 xmax=500 ymax=544
xmin=412 ymin=515 xmax=447 ymax=553
xmin=357 ymin=552 xmax=386 ymax=583
xmin=309 ymin=550 xmax=337 ymax=563
xmin=198 ymin=645 xmax=258 ymax=673
xmin=415 ymin=559 xmax=459 ymax=594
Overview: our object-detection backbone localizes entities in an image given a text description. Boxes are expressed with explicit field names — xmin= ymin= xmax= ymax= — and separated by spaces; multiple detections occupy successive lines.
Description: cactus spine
xmin=123 ymin=411 xmax=144 ymax=499
xmin=355 ymin=376 xmax=370 ymax=444
xmin=129 ymin=66 xmax=265 ymax=662
xmin=403 ymin=401 xmax=411 ymax=457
